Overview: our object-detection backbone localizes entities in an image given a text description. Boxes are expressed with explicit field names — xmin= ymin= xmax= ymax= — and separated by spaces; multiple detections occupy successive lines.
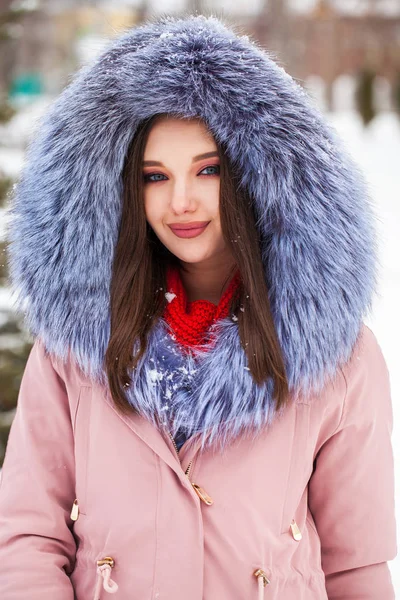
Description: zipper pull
xmin=70 ymin=499 xmax=79 ymax=521
xmin=290 ymin=519 xmax=302 ymax=541
xmin=191 ymin=483 xmax=214 ymax=505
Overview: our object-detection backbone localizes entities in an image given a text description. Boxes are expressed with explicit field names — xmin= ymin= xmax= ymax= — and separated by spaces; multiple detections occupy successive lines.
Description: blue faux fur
xmin=126 ymin=318 xmax=277 ymax=453
xmin=6 ymin=15 xmax=378 ymax=450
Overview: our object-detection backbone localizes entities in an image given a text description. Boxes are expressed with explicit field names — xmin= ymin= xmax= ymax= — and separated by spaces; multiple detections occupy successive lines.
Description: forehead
xmin=145 ymin=116 xmax=215 ymax=146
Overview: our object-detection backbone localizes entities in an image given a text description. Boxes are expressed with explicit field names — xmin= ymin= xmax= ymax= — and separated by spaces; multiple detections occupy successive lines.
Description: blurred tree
xmin=394 ymin=71 xmax=400 ymax=119
xmin=0 ymin=0 xmax=27 ymax=91
xmin=0 ymin=0 xmax=33 ymax=469
xmin=0 ymin=341 xmax=32 ymax=464
xmin=0 ymin=99 xmax=15 ymax=122
xmin=0 ymin=0 xmax=25 ymax=42
xmin=0 ymin=240 xmax=7 ymax=282
xmin=135 ymin=0 xmax=150 ymax=23
xmin=257 ymin=0 xmax=289 ymax=60
xmin=355 ymin=68 xmax=376 ymax=126
xmin=188 ymin=0 xmax=206 ymax=13
xmin=0 ymin=173 xmax=12 ymax=208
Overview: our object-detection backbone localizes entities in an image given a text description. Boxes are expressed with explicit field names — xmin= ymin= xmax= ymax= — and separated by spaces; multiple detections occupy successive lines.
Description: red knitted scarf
xmin=163 ymin=265 xmax=241 ymax=350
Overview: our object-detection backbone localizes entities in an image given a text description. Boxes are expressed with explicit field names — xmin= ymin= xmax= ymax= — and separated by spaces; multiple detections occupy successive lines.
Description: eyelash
xmin=143 ymin=164 xmax=220 ymax=183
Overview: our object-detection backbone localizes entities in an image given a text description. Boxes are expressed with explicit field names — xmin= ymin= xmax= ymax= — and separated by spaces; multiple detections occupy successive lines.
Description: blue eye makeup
xmin=143 ymin=173 xmax=167 ymax=183
xmin=143 ymin=164 xmax=220 ymax=183
xmin=200 ymin=164 xmax=220 ymax=176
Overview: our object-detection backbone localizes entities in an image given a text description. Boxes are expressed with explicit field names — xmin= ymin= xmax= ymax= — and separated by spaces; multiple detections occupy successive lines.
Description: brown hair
xmin=104 ymin=113 xmax=289 ymax=416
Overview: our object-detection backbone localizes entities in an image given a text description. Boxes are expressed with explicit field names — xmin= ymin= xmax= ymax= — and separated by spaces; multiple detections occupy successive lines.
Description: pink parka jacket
xmin=0 ymin=324 xmax=396 ymax=599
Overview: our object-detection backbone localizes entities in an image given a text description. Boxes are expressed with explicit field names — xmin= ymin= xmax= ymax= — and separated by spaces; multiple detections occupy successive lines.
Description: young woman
xmin=0 ymin=14 xmax=397 ymax=600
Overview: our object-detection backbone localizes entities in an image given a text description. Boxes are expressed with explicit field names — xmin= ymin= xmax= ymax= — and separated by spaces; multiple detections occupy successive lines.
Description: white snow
xmin=149 ymin=369 xmax=164 ymax=383
xmin=0 ymin=287 xmax=14 ymax=311
xmin=0 ymin=96 xmax=52 ymax=150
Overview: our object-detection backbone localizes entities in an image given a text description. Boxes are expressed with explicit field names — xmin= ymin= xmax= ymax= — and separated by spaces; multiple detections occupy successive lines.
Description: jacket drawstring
xmin=257 ymin=573 xmax=265 ymax=600
xmin=93 ymin=557 xmax=118 ymax=599
xmin=253 ymin=568 xmax=270 ymax=599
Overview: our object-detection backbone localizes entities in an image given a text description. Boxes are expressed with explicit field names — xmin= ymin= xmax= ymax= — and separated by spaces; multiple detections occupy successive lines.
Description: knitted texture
xmin=163 ymin=265 xmax=240 ymax=450
xmin=163 ymin=266 xmax=241 ymax=350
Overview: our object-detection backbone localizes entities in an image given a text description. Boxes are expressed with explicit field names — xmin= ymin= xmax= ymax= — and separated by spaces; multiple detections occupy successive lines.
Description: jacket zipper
xmin=167 ymin=429 xmax=213 ymax=505
xmin=70 ymin=429 xmax=214 ymax=523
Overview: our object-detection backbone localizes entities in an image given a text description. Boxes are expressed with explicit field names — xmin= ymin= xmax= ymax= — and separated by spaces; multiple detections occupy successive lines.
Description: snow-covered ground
xmin=0 ymin=103 xmax=399 ymax=589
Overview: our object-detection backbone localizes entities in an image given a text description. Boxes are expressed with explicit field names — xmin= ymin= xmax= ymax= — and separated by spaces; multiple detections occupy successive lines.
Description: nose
xmin=169 ymin=179 xmax=196 ymax=215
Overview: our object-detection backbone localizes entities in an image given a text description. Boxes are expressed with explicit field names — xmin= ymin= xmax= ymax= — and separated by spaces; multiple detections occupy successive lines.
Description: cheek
xmin=202 ymin=186 xmax=220 ymax=219
xmin=144 ymin=193 xmax=161 ymax=227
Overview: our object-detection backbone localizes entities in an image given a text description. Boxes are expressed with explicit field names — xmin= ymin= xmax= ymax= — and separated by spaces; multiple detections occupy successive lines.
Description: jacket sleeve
xmin=308 ymin=325 xmax=397 ymax=599
xmin=0 ymin=339 xmax=77 ymax=599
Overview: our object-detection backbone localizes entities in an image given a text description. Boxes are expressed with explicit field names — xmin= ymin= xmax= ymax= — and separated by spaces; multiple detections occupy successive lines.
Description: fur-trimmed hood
xmin=6 ymin=15 xmax=378 ymax=449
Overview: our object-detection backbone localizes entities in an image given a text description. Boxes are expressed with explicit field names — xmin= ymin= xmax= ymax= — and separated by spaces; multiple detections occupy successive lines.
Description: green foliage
xmin=355 ymin=68 xmax=376 ymax=126
xmin=0 ymin=99 xmax=16 ymax=124
xmin=0 ymin=8 xmax=26 ymax=43
xmin=0 ymin=339 xmax=31 ymax=412
xmin=0 ymin=339 xmax=33 ymax=465
xmin=0 ymin=241 xmax=8 ymax=285
xmin=0 ymin=175 xmax=13 ymax=208
xmin=0 ymin=3 xmax=32 ymax=466
xmin=394 ymin=72 xmax=400 ymax=118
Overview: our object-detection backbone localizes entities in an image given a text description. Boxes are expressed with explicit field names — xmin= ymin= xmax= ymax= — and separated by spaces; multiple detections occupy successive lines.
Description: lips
xmin=168 ymin=221 xmax=210 ymax=239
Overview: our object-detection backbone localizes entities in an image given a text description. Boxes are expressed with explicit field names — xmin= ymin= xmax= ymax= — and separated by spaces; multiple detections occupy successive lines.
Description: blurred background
xmin=0 ymin=0 xmax=399 ymax=589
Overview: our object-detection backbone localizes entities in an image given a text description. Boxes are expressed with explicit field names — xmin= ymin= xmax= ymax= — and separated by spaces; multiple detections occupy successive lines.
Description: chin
xmin=156 ymin=229 xmax=225 ymax=265
xmin=168 ymin=247 xmax=213 ymax=264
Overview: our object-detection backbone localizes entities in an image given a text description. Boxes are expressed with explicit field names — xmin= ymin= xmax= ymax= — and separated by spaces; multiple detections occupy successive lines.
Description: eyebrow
xmin=142 ymin=151 xmax=219 ymax=167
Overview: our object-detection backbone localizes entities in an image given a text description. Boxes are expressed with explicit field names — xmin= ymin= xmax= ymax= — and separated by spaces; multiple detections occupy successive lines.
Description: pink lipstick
xmin=168 ymin=221 xmax=210 ymax=239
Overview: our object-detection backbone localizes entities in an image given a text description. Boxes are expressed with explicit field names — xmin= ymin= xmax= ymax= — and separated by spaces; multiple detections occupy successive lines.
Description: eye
xmin=143 ymin=164 xmax=220 ymax=183
xmin=143 ymin=172 xmax=168 ymax=183
xmin=199 ymin=164 xmax=220 ymax=176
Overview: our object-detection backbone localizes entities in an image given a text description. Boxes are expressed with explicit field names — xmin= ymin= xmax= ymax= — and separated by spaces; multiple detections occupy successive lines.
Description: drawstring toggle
xmin=93 ymin=557 xmax=119 ymax=599
xmin=253 ymin=568 xmax=270 ymax=599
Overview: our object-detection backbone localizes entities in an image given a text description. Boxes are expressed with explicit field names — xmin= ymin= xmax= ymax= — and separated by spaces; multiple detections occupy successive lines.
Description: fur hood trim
xmin=6 ymin=15 xmax=378 ymax=445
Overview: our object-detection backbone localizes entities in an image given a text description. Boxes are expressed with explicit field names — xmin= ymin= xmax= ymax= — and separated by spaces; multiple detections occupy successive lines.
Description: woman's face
xmin=143 ymin=116 xmax=229 ymax=266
